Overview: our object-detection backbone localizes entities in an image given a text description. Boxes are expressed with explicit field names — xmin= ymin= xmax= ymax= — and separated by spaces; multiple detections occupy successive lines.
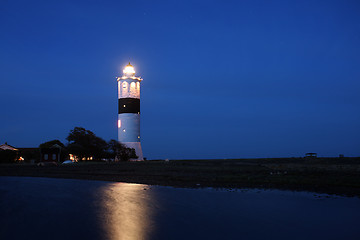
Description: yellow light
xmin=123 ymin=63 xmax=135 ymax=75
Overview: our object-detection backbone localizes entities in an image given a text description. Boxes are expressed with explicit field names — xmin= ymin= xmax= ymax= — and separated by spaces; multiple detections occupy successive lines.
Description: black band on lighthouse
xmin=118 ymin=98 xmax=140 ymax=114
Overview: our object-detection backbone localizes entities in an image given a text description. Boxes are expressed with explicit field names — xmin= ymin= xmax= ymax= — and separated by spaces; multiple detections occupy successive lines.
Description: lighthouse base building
xmin=117 ymin=63 xmax=144 ymax=160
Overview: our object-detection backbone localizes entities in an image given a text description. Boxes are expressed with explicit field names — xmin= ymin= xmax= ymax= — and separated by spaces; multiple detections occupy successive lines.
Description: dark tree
xmin=66 ymin=127 xmax=137 ymax=161
xmin=117 ymin=147 xmax=138 ymax=162
xmin=66 ymin=127 xmax=108 ymax=161
xmin=107 ymin=139 xmax=138 ymax=161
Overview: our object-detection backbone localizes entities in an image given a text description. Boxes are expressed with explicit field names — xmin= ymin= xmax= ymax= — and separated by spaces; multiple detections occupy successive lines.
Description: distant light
xmin=118 ymin=120 xmax=121 ymax=128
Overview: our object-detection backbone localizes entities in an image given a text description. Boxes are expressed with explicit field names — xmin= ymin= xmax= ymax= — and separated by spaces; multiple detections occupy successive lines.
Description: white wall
xmin=118 ymin=79 xmax=140 ymax=99
xmin=118 ymin=113 xmax=140 ymax=143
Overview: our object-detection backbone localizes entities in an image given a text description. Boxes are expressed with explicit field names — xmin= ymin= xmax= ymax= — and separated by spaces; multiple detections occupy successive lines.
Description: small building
xmin=40 ymin=144 xmax=62 ymax=162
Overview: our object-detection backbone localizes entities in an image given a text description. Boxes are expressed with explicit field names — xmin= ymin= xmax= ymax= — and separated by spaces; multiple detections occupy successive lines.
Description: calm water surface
xmin=0 ymin=176 xmax=359 ymax=240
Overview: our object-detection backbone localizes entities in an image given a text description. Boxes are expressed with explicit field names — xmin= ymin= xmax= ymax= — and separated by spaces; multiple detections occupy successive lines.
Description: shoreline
xmin=1 ymin=158 xmax=360 ymax=197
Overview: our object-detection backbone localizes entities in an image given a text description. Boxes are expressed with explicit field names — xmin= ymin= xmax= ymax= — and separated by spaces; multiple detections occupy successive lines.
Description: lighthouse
xmin=117 ymin=62 xmax=143 ymax=160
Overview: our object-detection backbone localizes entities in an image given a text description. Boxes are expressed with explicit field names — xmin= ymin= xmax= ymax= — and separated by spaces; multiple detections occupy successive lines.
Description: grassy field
xmin=1 ymin=157 xmax=360 ymax=197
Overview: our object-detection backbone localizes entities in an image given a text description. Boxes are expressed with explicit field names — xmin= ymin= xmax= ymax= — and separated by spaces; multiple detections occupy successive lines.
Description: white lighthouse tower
xmin=117 ymin=62 xmax=143 ymax=160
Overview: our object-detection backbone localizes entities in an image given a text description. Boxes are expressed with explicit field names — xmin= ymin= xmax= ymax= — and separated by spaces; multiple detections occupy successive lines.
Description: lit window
xmin=44 ymin=154 xmax=48 ymax=160
xmin=118 ymin=120 xmax=121 ymax=128
xmin=138 ymin=136 xmax=140 ymax=139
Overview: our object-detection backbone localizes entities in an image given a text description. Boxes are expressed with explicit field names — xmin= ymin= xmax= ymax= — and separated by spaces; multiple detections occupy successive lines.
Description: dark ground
xmin=1 ymin=158 xmax=360 ymax=197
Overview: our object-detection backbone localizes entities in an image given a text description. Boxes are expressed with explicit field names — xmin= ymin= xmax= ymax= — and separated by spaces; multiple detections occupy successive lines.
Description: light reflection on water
xmin=1 ymin=177 xmax=360 ymax=240
xmin=98 ymin=183 xmax=154 ymax=240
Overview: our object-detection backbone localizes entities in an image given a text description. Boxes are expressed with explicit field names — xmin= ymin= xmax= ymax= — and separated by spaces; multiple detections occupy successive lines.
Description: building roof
xmin=0 ymin=143 xmax=18 ymax=151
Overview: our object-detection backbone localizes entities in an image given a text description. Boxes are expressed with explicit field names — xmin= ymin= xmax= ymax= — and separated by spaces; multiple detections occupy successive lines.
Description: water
xmin=0 ymin=177 xmax=359 ymax=240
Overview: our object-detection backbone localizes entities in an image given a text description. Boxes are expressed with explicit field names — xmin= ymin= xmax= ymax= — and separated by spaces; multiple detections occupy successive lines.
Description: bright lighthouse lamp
xmin=123 ymin=63 xmax=135 ymax=76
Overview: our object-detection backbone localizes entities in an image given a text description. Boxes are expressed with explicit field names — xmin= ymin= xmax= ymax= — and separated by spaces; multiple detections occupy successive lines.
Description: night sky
xmin=1 ymin=0 xmax=359 ymax=159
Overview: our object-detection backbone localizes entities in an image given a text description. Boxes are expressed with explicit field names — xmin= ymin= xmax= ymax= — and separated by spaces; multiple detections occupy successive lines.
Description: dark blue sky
xmin=1 ymin=0 xmax=359 ymax=159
